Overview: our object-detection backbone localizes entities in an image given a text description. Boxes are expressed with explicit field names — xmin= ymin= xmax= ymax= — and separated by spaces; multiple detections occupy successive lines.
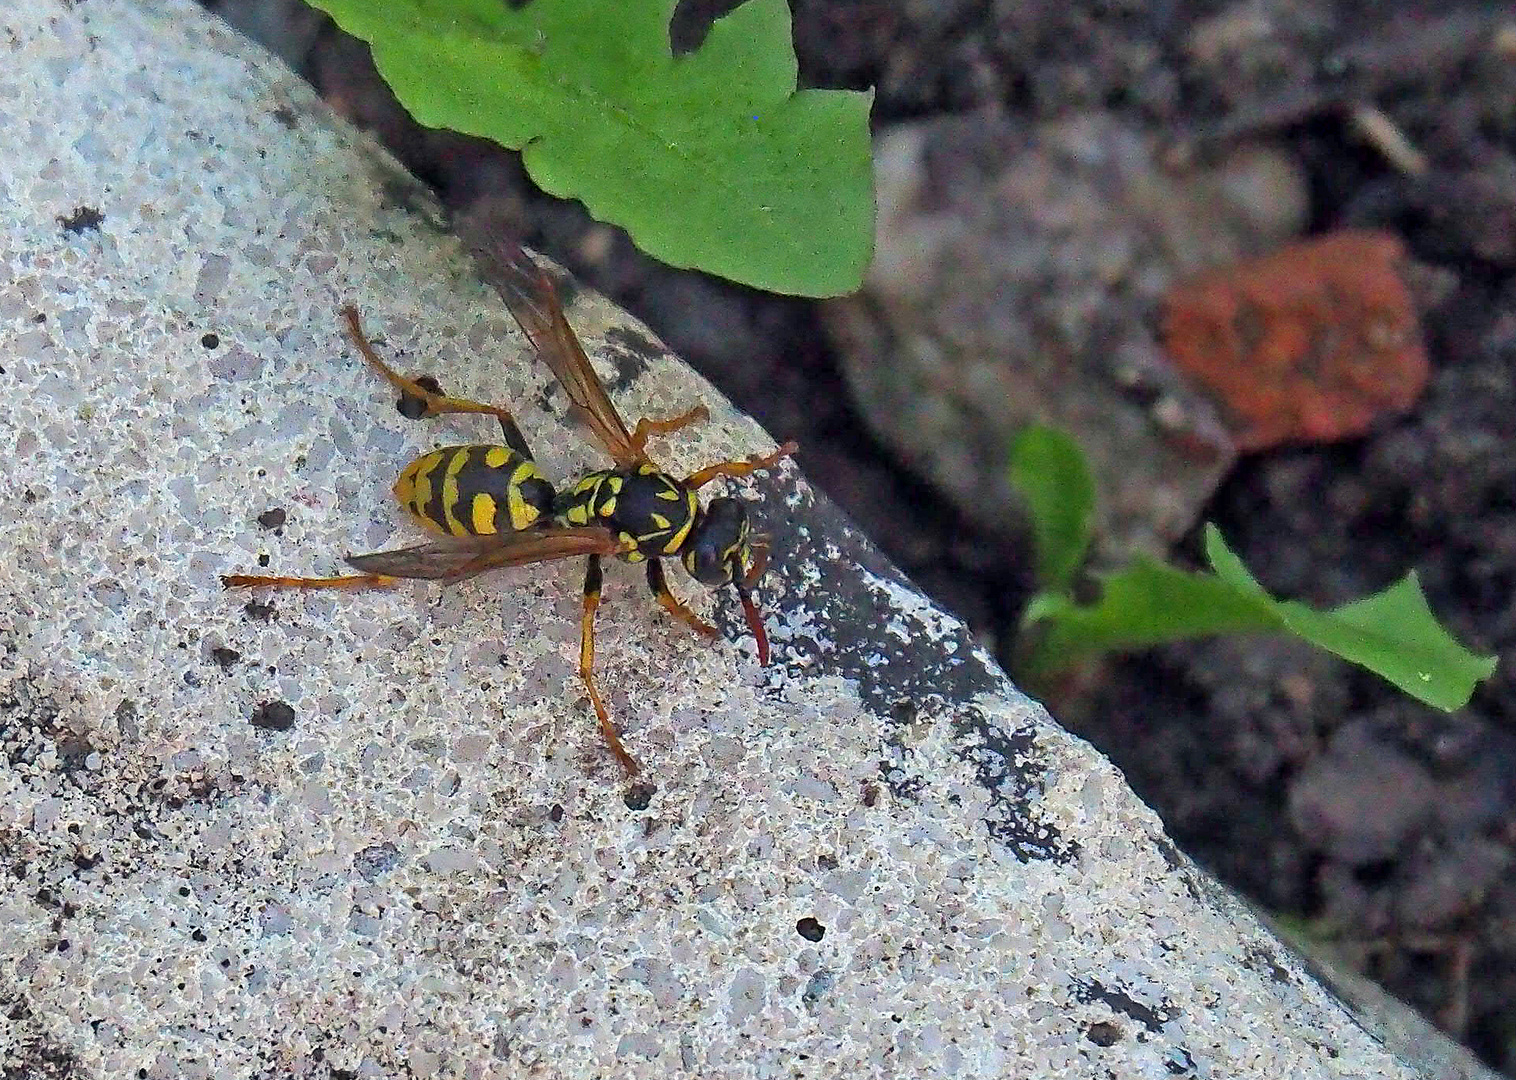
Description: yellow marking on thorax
xmin=440 ymin=449 xmax=474 ymax=535
xmin=662 ymin=489 xmax=699 ymax=554
xmin=484 ymin=446 xmax=511 ymax=468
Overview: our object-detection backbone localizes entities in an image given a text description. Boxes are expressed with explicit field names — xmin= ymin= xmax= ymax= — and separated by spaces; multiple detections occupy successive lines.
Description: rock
xmin=1162 ymin=230 xmax=1429 ymax=451
xmin=824 ymin=111 xmax=1309 ymax=565
xmin=1287 ymin=721 xmax=1439 ymax=867
xmin=0 ymin=3 xmax=1498 ymax=1079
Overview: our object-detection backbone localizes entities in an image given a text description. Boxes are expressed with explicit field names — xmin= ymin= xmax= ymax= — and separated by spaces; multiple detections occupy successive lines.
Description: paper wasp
xmin=224 ymin=238 xmax=795 ymax=776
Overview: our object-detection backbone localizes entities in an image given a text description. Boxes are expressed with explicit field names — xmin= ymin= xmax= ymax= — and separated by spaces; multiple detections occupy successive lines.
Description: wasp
xmin=224 ymin=238 xmax=795 ymax=776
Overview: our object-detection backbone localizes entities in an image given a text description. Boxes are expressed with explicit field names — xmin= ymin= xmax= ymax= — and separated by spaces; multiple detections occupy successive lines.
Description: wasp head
xmin=682 ymin=496 xmax=772 ymax=664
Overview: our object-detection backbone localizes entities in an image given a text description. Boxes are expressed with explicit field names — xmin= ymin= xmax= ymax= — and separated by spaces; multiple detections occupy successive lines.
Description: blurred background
xmin=207 ymin=1 xmax=1516 ymax=1071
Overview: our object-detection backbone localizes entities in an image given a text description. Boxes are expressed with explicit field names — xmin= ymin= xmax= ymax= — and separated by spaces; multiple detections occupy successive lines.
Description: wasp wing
xmin=345 ymin=526 xmax=624 ymax=583
xmin=468 ymin=233 xmax=643 ymax=469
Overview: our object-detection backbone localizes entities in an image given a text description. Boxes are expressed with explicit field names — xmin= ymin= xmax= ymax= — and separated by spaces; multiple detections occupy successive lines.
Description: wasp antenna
xmin=733 ymin=572 xmax=771 ymax=666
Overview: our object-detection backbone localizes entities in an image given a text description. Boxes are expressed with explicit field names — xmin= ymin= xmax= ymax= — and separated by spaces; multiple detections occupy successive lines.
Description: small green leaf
xmin=1020 ymin=557 xmax=1280 ymax=679
xmin=1008 ymin=425 xmax=1096 ymax=593
xmin=1019 ymin=524 xmax=1496 ymax=712
xmin=308 ymin=0 xmax=875 ymax=296
xmin=1204 ymin=526 xmax=1497 ymax=710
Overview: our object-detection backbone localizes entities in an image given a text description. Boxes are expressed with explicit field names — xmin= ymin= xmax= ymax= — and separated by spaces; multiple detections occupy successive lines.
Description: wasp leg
xmin=645 ymin=558 xmax=718 ymax=639
xmin=341 ymin=305 xmax=534 ymax=457
xmin=684 ymin=440 xmax=798 ymax=491
xmin=221 ymin=573 xmax=399 ymax=589
xmin=628 ymin=405 xmax=709 ymax=456
xmin=581 ymin=555 xmax=642 ymax=776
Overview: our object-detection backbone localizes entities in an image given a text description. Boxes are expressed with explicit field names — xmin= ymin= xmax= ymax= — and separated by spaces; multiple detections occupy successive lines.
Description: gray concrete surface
xmin=0 ymin=2 xmax=1493 ymax=1078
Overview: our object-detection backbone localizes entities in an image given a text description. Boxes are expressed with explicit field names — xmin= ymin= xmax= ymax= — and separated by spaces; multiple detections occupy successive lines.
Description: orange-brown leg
xmin=645 ymin=558 xmax=717 ymax=639
xmin=222 ymin=572 xmax=400 ymax=589
xmin=629 ymin=405 xmax=709 ymax=456
xmin=341 ymin=305 xmax=533 ymax=456
xmin=684 ymin=440 xmax=798 ymax=491
xmin=581 ymin=555 xmax=642 ymax=776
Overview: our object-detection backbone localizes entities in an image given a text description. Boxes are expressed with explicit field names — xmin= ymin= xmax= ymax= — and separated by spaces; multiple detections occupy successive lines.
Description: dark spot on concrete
xmin=601 ymin=326 xmax=657 ymax=389
xmin=1086 ymin=1020 xmax=1123 ymax=1046
xmin=57 ymin=205 xmax=104 ymax=234
xmin=801 ymin=970 xmax=834 ymax=1006
xmin=795 ymin=917 xmax=825 ymax=941
xmin=210 ymin=647 xmax=241 ymax=669
xmin=753 ymin=479 xmax=1070 ymax=862
xmin=354 ymin=842 xmax=401 ymax=880
xmin=1165 ymin=1046 xmax=1197 ymax=1074
xmin=243 ymin=599 xmax=276 ymax=622
xmin=604 ymin=325 xmax=663 ymax=365
xmin=270 ymin=105 xmax=298 ymax=129
xmin=623 ymin=781 xmax=656 ymax=811
xmin=598 ymin=344 xmax=646 ymax=397
xmin=55 ymin=734 xmax=95 ymax=776
xmin=256 ymin=508 xmax=287 ymax=530
xmin=1072 ymin=978 xmax=1173 ymax=1034
xmin=250 ymin=700 xmax=296 ymax=731
xmin=549 ymin=803 xmax=564 ymax=823
xmin=201 ymin=332 xmax=220 ymax=349
xmin=114 ymin=699 xmax=139 ymax=738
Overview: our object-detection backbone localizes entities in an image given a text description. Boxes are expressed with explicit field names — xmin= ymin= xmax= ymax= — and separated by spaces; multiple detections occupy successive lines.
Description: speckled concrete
xmin=0 ymin=3 xmax=1486 ymax=1079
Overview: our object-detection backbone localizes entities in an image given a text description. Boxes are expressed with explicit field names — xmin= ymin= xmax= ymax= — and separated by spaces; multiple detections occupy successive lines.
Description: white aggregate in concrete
xmin=0 ymin=2 xmax=1439 ymax=1078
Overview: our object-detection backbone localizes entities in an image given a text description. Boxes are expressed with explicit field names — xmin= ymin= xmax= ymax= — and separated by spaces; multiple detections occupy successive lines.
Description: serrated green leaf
xmin=308 ymin=0 xmax=875 ymax=296
xmin=1008 ymin=425 xmax=1096 ymax=593
xmin=1203 ymin=526 xmax=1497 ymax=710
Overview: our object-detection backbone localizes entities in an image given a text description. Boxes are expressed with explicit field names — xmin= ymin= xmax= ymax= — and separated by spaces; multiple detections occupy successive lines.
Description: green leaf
xmin=1019 ymin=557 xmax=1281 ymax=680
xmin=1203 ymin=525 xmax=1497 ymax=710
xmin=308 ymin=0 xmax=875 ymax=296
xmin=1019 ymin=525 xmax=1497 ymax=712
xmin=1008 ymin=425 xmax=1096 ymax=593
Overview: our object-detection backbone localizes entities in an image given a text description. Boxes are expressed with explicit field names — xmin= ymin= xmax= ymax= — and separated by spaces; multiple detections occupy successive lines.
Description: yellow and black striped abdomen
xmin=393 ymin=445 xmax=556 ymax=537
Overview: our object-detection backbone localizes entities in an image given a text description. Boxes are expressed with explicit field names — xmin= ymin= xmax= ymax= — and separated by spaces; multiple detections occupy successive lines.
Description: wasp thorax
xmin=682 ymin=497 xmax=753 ymax=587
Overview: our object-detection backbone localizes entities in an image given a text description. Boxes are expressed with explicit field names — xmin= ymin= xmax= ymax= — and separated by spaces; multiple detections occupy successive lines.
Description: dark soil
xmin=212 ymin=0 xmax=1516 ymax=1071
